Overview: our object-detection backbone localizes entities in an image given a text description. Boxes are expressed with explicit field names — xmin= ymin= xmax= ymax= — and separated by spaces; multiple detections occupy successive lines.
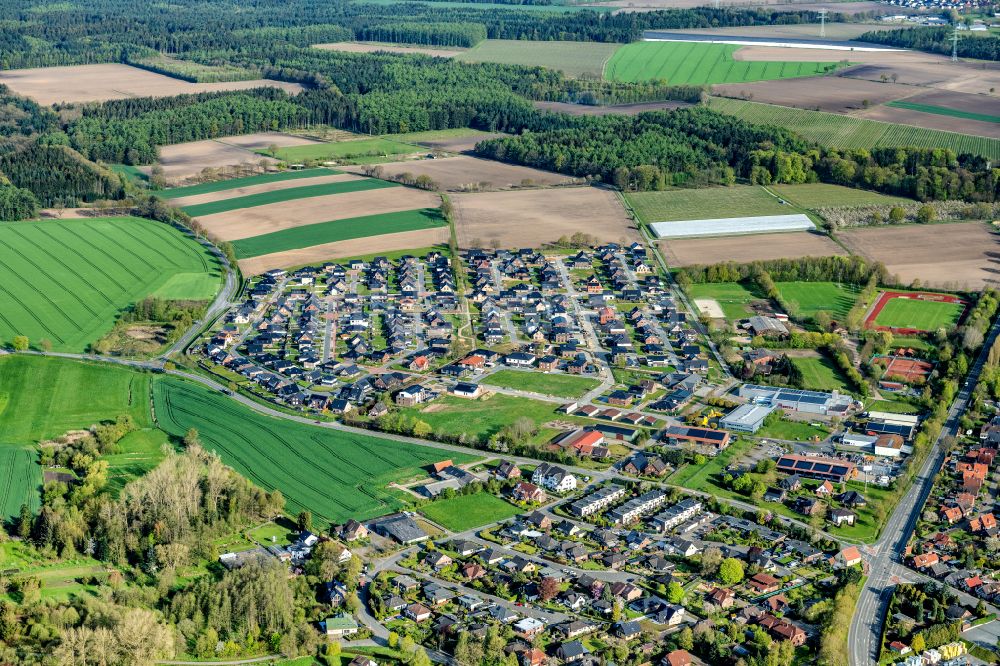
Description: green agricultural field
xmin=181 ymin=178 xmax=398 ymax=217
xmin=770 ymin=183 xmax=912 ymax=208
xmin=0 ymin=356 xmax=152 ymax=446
xmin=626 ymin=186 xmax=790 ymax=223
xmin=102 ymin=428 xmax=172 ymax=495
xmin=709 ymin=97 xmax=1000 ymax=162
xmin=0 ymin=449 xmax=41 ymax=521
xmin=605 ymin=42 xmax=843 ymax=84
xmin=420 ymin=492 xmax=522 ymax=531
xmin=774 ymin=281 xmax=860 ymax=320
xmin=482 ymin=369 xmax=600 ymax=398
xmin=886 ymin=100 xmax=1000 ymax=125
xmin=873 ymin=296 xmax=965 ymax=331
xmin=383 ymin=128 xmax=493 ymax=144
xmin=0 ymin=217 xmax=221 ymax=352
xmin=152 ymin=377 xmax=476 ymax=523
xmin=791 ymin=356 xmax=852 ymax=393
xmin=159 ymin=168 xmax=335 ymax=199
xmin=266 ymin=137 xmax=421 ymax=163
xmin=457 ymin=39 xmax=621 ymax=78
xmin=232 ymin=208 xmax=446 ymax=259
xmin=687 ymin=282 xmax=760 ymax=320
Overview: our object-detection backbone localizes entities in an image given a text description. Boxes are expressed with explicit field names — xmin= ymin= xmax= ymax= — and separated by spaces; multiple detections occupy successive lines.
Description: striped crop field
xmin=0 ymin=449 xmax=41 ymax=521
xmin=886 ymin=101 xmax=1000 ymax=125
xmin=709 ymin=97 xmax=1000 ymax=161
xmin=605 ymin=42 xmax=844 ymax=84
xmin=158 ymin=167 xmax=337 ymax=199
xmin=0 ymin=217 xmax=221 ymax=352
xmin=232 ymin=208 xmax=447 ymax=258
xmin=179 ymin=178 xmax=398 ymax=216
xmin=152 ymin=377 xmax=477 ymax=523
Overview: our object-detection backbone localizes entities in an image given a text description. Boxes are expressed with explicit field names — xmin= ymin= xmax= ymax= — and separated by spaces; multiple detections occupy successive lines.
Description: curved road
xmin=847 ymin=313 xmax=1000 ymax=665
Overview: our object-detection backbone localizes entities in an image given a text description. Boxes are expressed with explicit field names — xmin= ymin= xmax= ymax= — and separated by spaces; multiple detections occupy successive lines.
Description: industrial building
xmin=739 ymin=384 xmax=854 ymax=417
xmin=720 ymin=403 xmax=775 ymax=433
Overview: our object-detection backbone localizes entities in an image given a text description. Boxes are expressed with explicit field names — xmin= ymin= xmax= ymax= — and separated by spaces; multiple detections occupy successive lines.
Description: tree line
xmin=859 ymin=26 xmax=1000 ymax=61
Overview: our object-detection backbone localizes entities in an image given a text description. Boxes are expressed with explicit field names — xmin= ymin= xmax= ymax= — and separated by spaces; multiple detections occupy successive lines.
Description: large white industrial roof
xmin=650 ymin=213 xmax=815 ymax=239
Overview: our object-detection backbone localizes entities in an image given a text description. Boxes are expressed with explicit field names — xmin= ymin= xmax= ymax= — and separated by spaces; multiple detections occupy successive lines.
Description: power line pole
xmin=819 ymin=9 xmax=827 ymax=38
xmin=951 ymin=27 xmax=959 ymax=62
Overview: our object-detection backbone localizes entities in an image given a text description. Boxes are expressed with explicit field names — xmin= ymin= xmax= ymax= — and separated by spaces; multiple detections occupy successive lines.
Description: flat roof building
xmin=740 ymin=384 xmax=854 ymax=416
xmin=776 ymin=454 xmax=857 ymax=483
xmin=721 ymin=403 xmax=775 ymax=433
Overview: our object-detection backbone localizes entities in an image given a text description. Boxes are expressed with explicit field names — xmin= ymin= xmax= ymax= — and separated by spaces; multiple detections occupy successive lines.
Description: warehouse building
xmin=739 ymin=384 xmax=854 ymax=416
xmin=720 ymin=403 xmax=775 ymax=434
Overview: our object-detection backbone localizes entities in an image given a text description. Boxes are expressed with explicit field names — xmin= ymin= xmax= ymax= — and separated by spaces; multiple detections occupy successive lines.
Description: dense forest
xmin=859 ymin=26 xmax=1000 ymax=61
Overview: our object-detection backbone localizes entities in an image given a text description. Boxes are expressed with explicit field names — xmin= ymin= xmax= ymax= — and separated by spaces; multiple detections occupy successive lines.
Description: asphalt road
xmin=847 ymin=313 xmax=1000 ymax=666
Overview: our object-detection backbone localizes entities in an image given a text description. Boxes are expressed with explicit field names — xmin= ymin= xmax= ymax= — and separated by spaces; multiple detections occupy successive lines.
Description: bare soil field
xmin=411 ymin=132 xmax=507 ymax=153
xmin=451 ymin=187 xmax=637 ymax=248
xmin=534 ymin=100 xmax=692 ymax=115
xmin=217 ymin=132 xmax=323 ymax=151
xmin=170 ymin=173 xmax=365 ymax=208
xmin=670 ymin=22 xmax=902 ymax=41
xmin=838 ymin=223 xmax=1000 ymax=290
xmin=841 ymin=58 xmax=1000 ymax=96
xmin=238 ymin=227 xmax=450 ymax=275
xmin=713 ymin=75 xmax=914 ymax=113
xmin=857 ymin=105 xmax=1000 ymax=139
xmin=141 ymin=139 xmax=277 ymax=184
xmin=0 ymin=64 xmax=304 ymax=106
xmin=659 ymin=231 xmax=845 ymax=267
xmin=733 ymin=46 xmax=914 ymax=63
xmin=343 ymin=156 xmax=575 ymax=191
xmin=897 ymin=89 xmax=1000 ymax=115
xmin=198 ymin=188 xmax=441 ymax=241
xmin=313 ymin=42 xmax=463 ymax=58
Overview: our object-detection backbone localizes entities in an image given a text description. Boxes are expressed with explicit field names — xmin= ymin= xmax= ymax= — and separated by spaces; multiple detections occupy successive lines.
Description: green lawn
xmin=865 ymin=399 xmax=922 ymax=415
xmin=605 ymin=42 xmax=844 ymax=84
xmin=687 ymin=282 xmax=760 ymax=320
xmin=667 ymin=438 xmax=753 ymax=490
xmin=709 ymin=97 xmax=1000 ymax=162
xmin=248 ymin=519 xmax=298 ymax=546
xmin=158 ymin=168 xmax=335 ymax=199
xmin=483 ymin=369 xmax=600 ymax=398
xmin=0 ymin=217 xmax=221 ymax=352
xmin=774 ymin=281 xmax=860 ymax=320
xmin=791 ymin=356 xmax=852 ymax=393
xmin=457 ymin=39 xmax=622 ymax=78
xmin=0 ymin=449 xmax=41 ymax=521
xmin=756 ymin=418 xmax=829 ymax=441
xmin=181 ymin=178 xmax=398 ymax=217
xmin=384 ymin=128 xmax=493 ymax=144
xmin=885 ymin=100 xmax=1000 ymax=125
xmin=232 ymin=208 xmax=446 ymax=259
xmin=873 ymin=296 xmax=965 ymax=331
xmin=266 ymin=137 xmax=422 ymax=163
xmin=0 ymin=355 xmax=152 ymax=447
xmin=626 ymin=185 xmax=790 ymax=223
xmin=102 ymin=428 xmax=172 ymax=495
xmin=153 ymin=376 xmax=476 ymax=523
xmin=770 ymin=183 xmax=912 ymax=208
xmin=420 ymin=492 xmax=522 ymax=531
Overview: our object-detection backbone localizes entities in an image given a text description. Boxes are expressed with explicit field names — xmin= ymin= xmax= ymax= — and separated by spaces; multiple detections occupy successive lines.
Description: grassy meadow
xmin=482 ymin=369 xmax=600 ymax=398
xmin=420 ymin=492 xmax=522 ymax=531
xmin=626 ymin=185 xmax=790 ymax=223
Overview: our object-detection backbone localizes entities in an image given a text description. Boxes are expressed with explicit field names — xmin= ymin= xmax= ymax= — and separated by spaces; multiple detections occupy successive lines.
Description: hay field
xmin=344 ymin=155 xmax=575 ymax=191
xmin=0 ymin=217 xmax=220 ymax=352
xmin=456 ymin=39 xmax=622 ymax=78
xmin=0 ymin=63 xmax=304 ymax=105
xmin=660 ymin=231 xmax=845 ymax=267
xmin=314 ymin=42 xmax=464 ymax=58
xmin=838 ymin=223 xmax=1000 ymax=290
xmin=452 ymin=187 xmax=636 ymax=248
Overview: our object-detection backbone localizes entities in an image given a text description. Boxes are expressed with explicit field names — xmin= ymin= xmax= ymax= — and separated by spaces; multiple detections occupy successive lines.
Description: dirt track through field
xmin=238 ymin=227 xmax=451 ymax=275
xmin=314 ymin=42 xmax=463 ymax=58
xmin=0 ymin=63 xmax=303 ymax=105
xmin=197 ymin=188 xmax=441 ymax=241
xmin=451 ymin=187 xmax=637 ymax=248
xmin=659 ymin=231 xmax=845 ymax=267
xmin=170 ymin=173 xmax=365 ymax=207
xmin=838 ymin=223 xmax=1000 ymax=290
xmin=344 ymin=156 xmax=574 ymax=191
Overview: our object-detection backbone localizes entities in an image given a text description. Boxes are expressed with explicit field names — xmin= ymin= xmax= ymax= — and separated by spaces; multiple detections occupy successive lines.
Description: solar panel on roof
xmin=794 ymin=460 xmax=812 ymax=470
xmin=814 ymin=463 xmax=831 ymax=473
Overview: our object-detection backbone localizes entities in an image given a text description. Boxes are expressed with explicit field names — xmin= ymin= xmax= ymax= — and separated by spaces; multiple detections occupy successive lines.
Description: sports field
xmin=456 ymin=39 xmax=621 ymax=78
xmin=686 ymin=282 xmax=759 ymax=320
xmin=791 ymin=355 xmax=852 ymax=393
xmin=626 ymin=185 xmax=789 ymax=223
xmin=0 ymin=449 xmax=41 ymax=521
xmin=152 ymin=377 xmax=476 ymax=523
xmin=483 ymin=369 xmax=600 ymax=399
xmin=420 ymin=492 xmax=522 ymax=531
xmin=709 ymin=97 xmax=1000 ymax=162
xmin=0 ymin=356 xmax=152 ymax=446
xmin=871 ymin=295 xmax=965 ymax=332
xmin=180 ymin=178 xmax=398 ymax=216
xmin=885 ymin=100 xmax=1000 ymax=125
xmin=159 ymin=168 xmax=335 ymax=199
xmin=774 ymin=281 xmax=860 ymax=320
xmin=770 ymin=183 xmax=912 ymax=208
xmin=265 ymin=137 xmax=421 ymax=163
xmin=231 ymin=208 xmax=447 ymax=259
xmin=605 ymin=42 xmax=842 ymax=85
xmin=0 ymin=217 xmax=220 ymax=352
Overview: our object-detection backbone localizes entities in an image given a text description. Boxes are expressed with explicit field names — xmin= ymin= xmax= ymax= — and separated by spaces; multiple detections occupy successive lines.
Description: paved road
xmin=847 ymin=313 xmax=1000 ymax=666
